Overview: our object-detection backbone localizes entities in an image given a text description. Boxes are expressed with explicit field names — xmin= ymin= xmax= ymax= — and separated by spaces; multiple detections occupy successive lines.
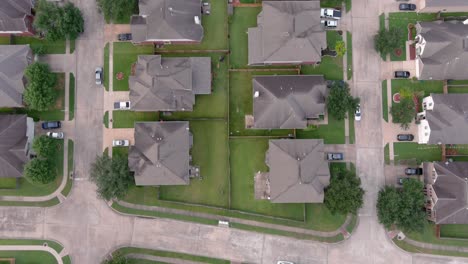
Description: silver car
xmin=95 ymin=67 xmax=103 ymax=85
xmin=46 ymin=132 xmax=64 ymax=139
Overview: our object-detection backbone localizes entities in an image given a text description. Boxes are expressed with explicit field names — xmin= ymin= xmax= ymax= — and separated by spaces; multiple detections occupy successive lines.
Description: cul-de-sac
xmin=2 ymin=0 xmax=468 ymax=263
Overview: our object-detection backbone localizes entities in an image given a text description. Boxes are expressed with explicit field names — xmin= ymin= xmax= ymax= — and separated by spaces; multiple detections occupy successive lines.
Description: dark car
xmin=405 ymin=168 xmax=423 ymax=175
xmin=118 ymin=33 xmax=132 ymax=41
xmin=397 ymin=134 xmax=414 ymax=141
xmin=399 ymin=3 xmax=416 ymax=10
xmin=394 ymin=71 xmax=410 ymax=78
xmin=327 ymin=153 xmax=343 ymax=160
xmin=41 ymin=121 xmax=61 ymax=129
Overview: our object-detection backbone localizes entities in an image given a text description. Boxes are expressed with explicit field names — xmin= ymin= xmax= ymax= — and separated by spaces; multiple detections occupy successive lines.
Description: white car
xmin=320 ymin=8 xmax=341 ymax=19
xmin=95 ymin=67 xmax=103 ymax=85
xmin=114 ymin=101 xmax=131 ymax=110
xmin=277 ymin=261 xmax=295 ymax=264
xmin=46 ymin=132 xmax=64 ymax=139
xmin=321 ymin=20 xmax=338 ymax=28
xmin=355 ymin=104 xmax=361 ymax=121
xmin=112 ymin=139 xmax=129 ymax=147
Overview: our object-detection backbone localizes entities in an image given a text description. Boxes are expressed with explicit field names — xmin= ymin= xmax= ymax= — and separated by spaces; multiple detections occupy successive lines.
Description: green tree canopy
xmin=374 ymin=27 xmax=403 ymax=56
xmin=104 ymin=253 xmax=128 ymax=264
xmin=327 ymin=82 xmax=360 ymax=120
xmin=335 ymin=40 xmax=346 ymax=57
xmin=390 ymin=98 xmax=415 ymax=130
xmin=98 ymin=0 xmax=137 ymax=23
xmin=32 ymin=136 xmax=56 ymax=157
xmin=24 ymin=158 xmax=55 ymax=184
xmin=34 ymin=0 xmax=84 ymax=41
xmin=324 ymin=167 xmax=365 ymax=215
xmin=90 ymin=154 xmax=134 ymax=200
xmin=376 ymin=186 xmax=400 ymax=228
xmin=23 ymin=62 xmax=56 ymax=111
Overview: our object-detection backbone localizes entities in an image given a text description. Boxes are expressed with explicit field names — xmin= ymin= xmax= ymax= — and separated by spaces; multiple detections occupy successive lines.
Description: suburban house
xmin=415 ymin=21 xmax=468 ymax=80
xmin=0 ymin=45 xmax=33 ymax=108
xmin=417 ymin=93 xmax=468 ymax=144
xmin=128 ymin=121 xmax=195 ymax=186
xmin=129 ymin=55 xmax=211 ymax=112
xmin=251 ymin=75 xmax=327 ymax=129
xmin=131 ymin=0 xmax=204 ymax=44
xmin=0 ymin=0 xmax=34 ymax=36
xmin=255 ymin=139 xmax=330 ymax=203
xmin=0 ymin=115 xmax=35 ymax=178
xmin=423 ymin=161 xmax=468 ymax=224
xmin=417 ymin=0 xmax=468 ymax=13
xmin=247 ymin=0 xmax=326 ymax=65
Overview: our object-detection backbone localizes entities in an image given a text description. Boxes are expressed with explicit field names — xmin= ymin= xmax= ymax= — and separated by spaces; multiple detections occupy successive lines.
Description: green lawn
xmin=112 ymin=147 xmax=129 ymax=158
xmin=157 ymin=1 xmax=228 ymax=51
xmin=229 ymin=71 xmax=295 ymax=137
xmin=103 ymin=111 xmax=109 ymax=128
xmin=446 ymin=145 xmax=468 ymax=161
xmin=0 ymin=239 xmax=62 ymax=253
xmin=114 ymin=247 xmax=229 ymax=264
xmin=158 ymin=53 xmax=228 ymax=120
xmin=448 ymin=86 xmax=468 ymax=94
xmin=69 ymin=40 xmax=75 ymax=54
xmin=61 ymin=139 xmax=74 ymax=197
xmin=112 ymin=111 xmax=159 ymax=128
xmin=393 ymin=143 xmax=442 ymax=163
xmin=0 ymin=251 xmax=57 ymax=263
xmin=347 ymin=31 xmax=353 ymax=80
xmin=229 ymin=7 xmax=262 ymax=68
xmin=0 ymin=198 xmax=59 ymax=207
xmin=62 ymin=255 xmax=72 ymax=264
xmin=113 ymin=42 xmax=154 ymax=91
xmin=349 ymin=112 xmax=355 ymax=144
xmin=11 ymin=36 xmax=66 ymax=54
xmin=69 ymin=73 xmax=75 ymax=121
xmin=384 ymin=143 xmax=390 ymax=164
xmin=296 ymin=111 xmax=346 ymax=144
xmin=440 ymin=225 xmax=468 ymax=239
xmin=382 ymin=80 xmax=388 ymax=122
xmin=229 ymin=138 xmax=305 ymax=220
xmin=0 ymin=37 xmax=10 ymax=45
xmin=0 ymin=178 xmax=16 ymax=189
xmin=391 ymin=79 xmax=444 ymax=97
xmin=104 ymin=43 xmax=109 ymax=91
xmin=301 ymin=56 xmax=343 ymax=81
xmin=159 ymin=121 xmax=230 ymax=207
xmin=405 ymin=221 xmax=468 ymax=249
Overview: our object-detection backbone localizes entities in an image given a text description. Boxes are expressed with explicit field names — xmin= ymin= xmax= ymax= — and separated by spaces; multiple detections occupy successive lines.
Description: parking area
xmin=104 ymin=24 xmax=132 ymax=43
xmin=381 ymin=60 xmax=417 ymax=80
xmin=102 ymin=128 xmax=134 ymax=156
xmin=384 ymin=163 xmax=423 ymax=186
xmin=382 ymin=120 xmax=419 ymax=146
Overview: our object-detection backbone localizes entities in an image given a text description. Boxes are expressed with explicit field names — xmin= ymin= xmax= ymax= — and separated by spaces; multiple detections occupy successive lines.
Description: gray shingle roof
xmin=248 ymin=1 xmax=326 ymax=65
xmin=421 ymin=0 xmax=468 ymax=12
xmin=0 ymin=0 xmax=32 ymax=33
xmin=417 ymin=21 xmax=468 ymax=80
xmin=131 ymin=0 xmax=204 ymax=43
xmin=129 ymin=55 xmax=211 ymax=111
xmin=0 ymin=115 xmax=29 ymax=178
xmin=425 ymin=162 xmax=468 ymax=224
xmin=266 ymin=139 xmax=330 ymax=203
xmin=426 ymin=94 xmax=468 ymax=144
xmin=129 ymin=122 xmax=191 ymax=186
xmin=252 ymin=75 xmax=327 ymax=129
xmin=0 ymin=45 xmax=32 ymax=107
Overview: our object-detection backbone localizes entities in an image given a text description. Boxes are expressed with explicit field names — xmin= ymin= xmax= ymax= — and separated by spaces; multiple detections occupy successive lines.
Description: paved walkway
xmin=0 ymin=245 xmax=63 ymax=264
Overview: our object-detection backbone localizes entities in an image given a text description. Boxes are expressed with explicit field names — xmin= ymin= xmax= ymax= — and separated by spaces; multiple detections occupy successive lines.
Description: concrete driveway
xmin=324 ymin=144 xmax=356 ymax=162
xmin=381 ymin=60 xmax=417 ymax=80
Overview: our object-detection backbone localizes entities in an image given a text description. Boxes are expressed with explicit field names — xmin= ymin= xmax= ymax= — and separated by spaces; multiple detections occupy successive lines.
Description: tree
xmin=324 ymin=167 xmax=364 ymax=215
xmin=98 ymin=0 xmax=137 ymax=23
xmin=390 ymin=98 xmax=415 ymax=130
xmin=335 ymin=40 xmax=346 ymax=57
xmin=376 ymin=186 xmax=400 ymax=228
xmin=104 ymin=253 xmax=128 ymax=264
xmin=23 ymin=62 xmax=56 ymax=111
xmin=90 ymin=154 xmax=134 ymax=201
xmin=32 ymin=136 xmax=56 ymax=157
xmin=34 ymin=0 xmax=84 ymax=41
xmin=374 ymin=27 xmax=402 ymax=56
xmin=327 ymin=82 xmax=360 ymax=120
xmin=24 ymin=158 xmax=55 ymax=184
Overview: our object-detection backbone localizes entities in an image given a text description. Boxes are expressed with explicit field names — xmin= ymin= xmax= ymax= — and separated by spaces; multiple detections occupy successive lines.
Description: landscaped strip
xmin=13 ymin=36 xmax=66 ymax=54
xmin=393 ymin=143 xmax=442 ymax=163
xmin=348 ymin=112 xmax=355 ymax=144
xmin=0 ymin=239 xmax=64 ymax=264
xmin=0 ymin=198 xmax=60 ymax=207
xmin=382 ymin=80 xmax=388 ymax=122
xmin=384 ymin=143 xmax=390 ymax=165
xmin=62 ymin=255 xmax=72 ymax=264
xmin=104 ymin=43 xmax=109 ymax=91
xmin=103 ymin=111 xmax=109 ymax=128
xmin=68 ymin=73 xmax=75 ymax=121
xmin=61 ymin=139 xmax=74 ymax=197
xmin=347 ymin=31 xmax=353 ymax=80
xmin=112 ymin=247 xmax=230 ymax=264
xmin=69 ymin=40 xmax=75 ymax=54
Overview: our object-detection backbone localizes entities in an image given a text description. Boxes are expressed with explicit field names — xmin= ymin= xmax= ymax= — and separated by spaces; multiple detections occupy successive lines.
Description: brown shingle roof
xmin=0 ymin=115 xmax=29 ymax=178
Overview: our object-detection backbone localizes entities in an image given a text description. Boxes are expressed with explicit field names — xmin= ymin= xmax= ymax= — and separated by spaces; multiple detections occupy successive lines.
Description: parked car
xmin=277 ymin=261 xmax=295 ymax=264
xmin=118 ymin=33 xmax=132 ymax=41
xmin=327 ymin=153 xmax=344 ymax=160
xmin=320 ymin=8 xmax=341 ymax=19
xmin=399 ymin=3 xmax=416 ymax=10
xmin=112 ymin=139 xmax=129 ymax=147
xmin=46 ymin=132 xmax=64 ymax=139
xmin=41 ymin=121 xmax=61 ymax=129
xmin=394 ymin=71 xmax=410 ymax=78
xmin=405 ymin=167 xmax=423 ymax=175
xmin=397 ymin=134 xmax=414 ymax=141
xmin=114 ymin=101 xmax=131 ymax=110
xmin=321 ymin=20 xmax=338 ymax=28
xmin=95 ymin=67 xmax=103 ymax=85
xmin=355 ymin=104 xmax=361 ymax=121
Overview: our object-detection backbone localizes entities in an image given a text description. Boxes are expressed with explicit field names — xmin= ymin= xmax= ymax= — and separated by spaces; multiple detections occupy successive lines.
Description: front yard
xmin=393 ymin=142 xmax=442 ymax=163
xmin=295 ymin=111 xmax=346 ymax=144
xmin=113 ymin=42 xmax=154 ymax=91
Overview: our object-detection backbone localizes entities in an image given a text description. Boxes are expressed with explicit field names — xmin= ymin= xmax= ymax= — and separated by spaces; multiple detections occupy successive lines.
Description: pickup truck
xmin=114 ymin=101 xmax=131 ymax=110
xmin=320 ymin=8 xmax=341 ymax=19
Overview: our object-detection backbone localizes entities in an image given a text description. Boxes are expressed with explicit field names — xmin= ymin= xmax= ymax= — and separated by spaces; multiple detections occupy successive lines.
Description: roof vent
xmin=445 ymin=161 xmax=449 ymax=166
xmin=463 ymin=19 xmax=468 ymax=25
xmin=194 ymin=16 xmax=200 ymax=25
xmin=254 ymin=91 xmax=259 ymax=98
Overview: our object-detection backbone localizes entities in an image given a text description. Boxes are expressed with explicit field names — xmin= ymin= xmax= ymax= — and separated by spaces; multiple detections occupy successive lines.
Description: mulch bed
xmin=394 ymin=48 xmax=402 ymax=57
xmin=116 ymin=72 xmax=124 ymax=80
xmin=393 ymin=93 xmax=401 ymax=103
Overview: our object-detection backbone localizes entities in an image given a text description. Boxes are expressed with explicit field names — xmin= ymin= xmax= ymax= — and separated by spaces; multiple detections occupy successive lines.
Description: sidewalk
xmin=0 ymin=245 xmax=64 ymax=264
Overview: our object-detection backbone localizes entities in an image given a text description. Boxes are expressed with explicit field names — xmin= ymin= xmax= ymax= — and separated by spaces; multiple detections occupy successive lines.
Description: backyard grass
xmin=159 ymin=121 xmax=230 ymax=207
xmin=347 ymin=31 xmax=353 ymax=80
xmin=104 ymin=43 xmax=109 ymax=91
xmin=229 ymin=71 xmax=296 ymax=137
xmin=12 ymin=36 xmax=66 ymax=54
xmin=114 ymin=247 xmax=230 ymax=264
xmin=113 ymin=42 xmax=154 ymax=91
xmin=158 ymin=53 xmax=228 ymax=120
xmin=0 ymin=140 xmax=64 ymax=197
xmin=229 ymin=7 xmax=262 ymax=68
xmin=296 ymin=110 xmax=346 ymax=144
xmin=112 ymin=111 xmax=159 ymax=128
xmin=0 ymin=178 xmax=16 ymax=189
xmin=0 ymin=251 xmax=57 ymax=263
xmin=446 ymin=145 xmax=468 ymax=161
xmin=61 ymin=139 xmax=74 ymax=197
xmin=229 ymin=138 xmax=305 ymax=220
xmin=157 ymin=1 xmax=228 ymax=51
xmin=448 ymin=86 xmax=468 ymax=94
xmin=382 ymin=80 xmax=388 ymax=122
xmin=69 ymin=73 xmax=75 ymax=121
xmin=393 ymin=143 xmax=442 ymax=163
